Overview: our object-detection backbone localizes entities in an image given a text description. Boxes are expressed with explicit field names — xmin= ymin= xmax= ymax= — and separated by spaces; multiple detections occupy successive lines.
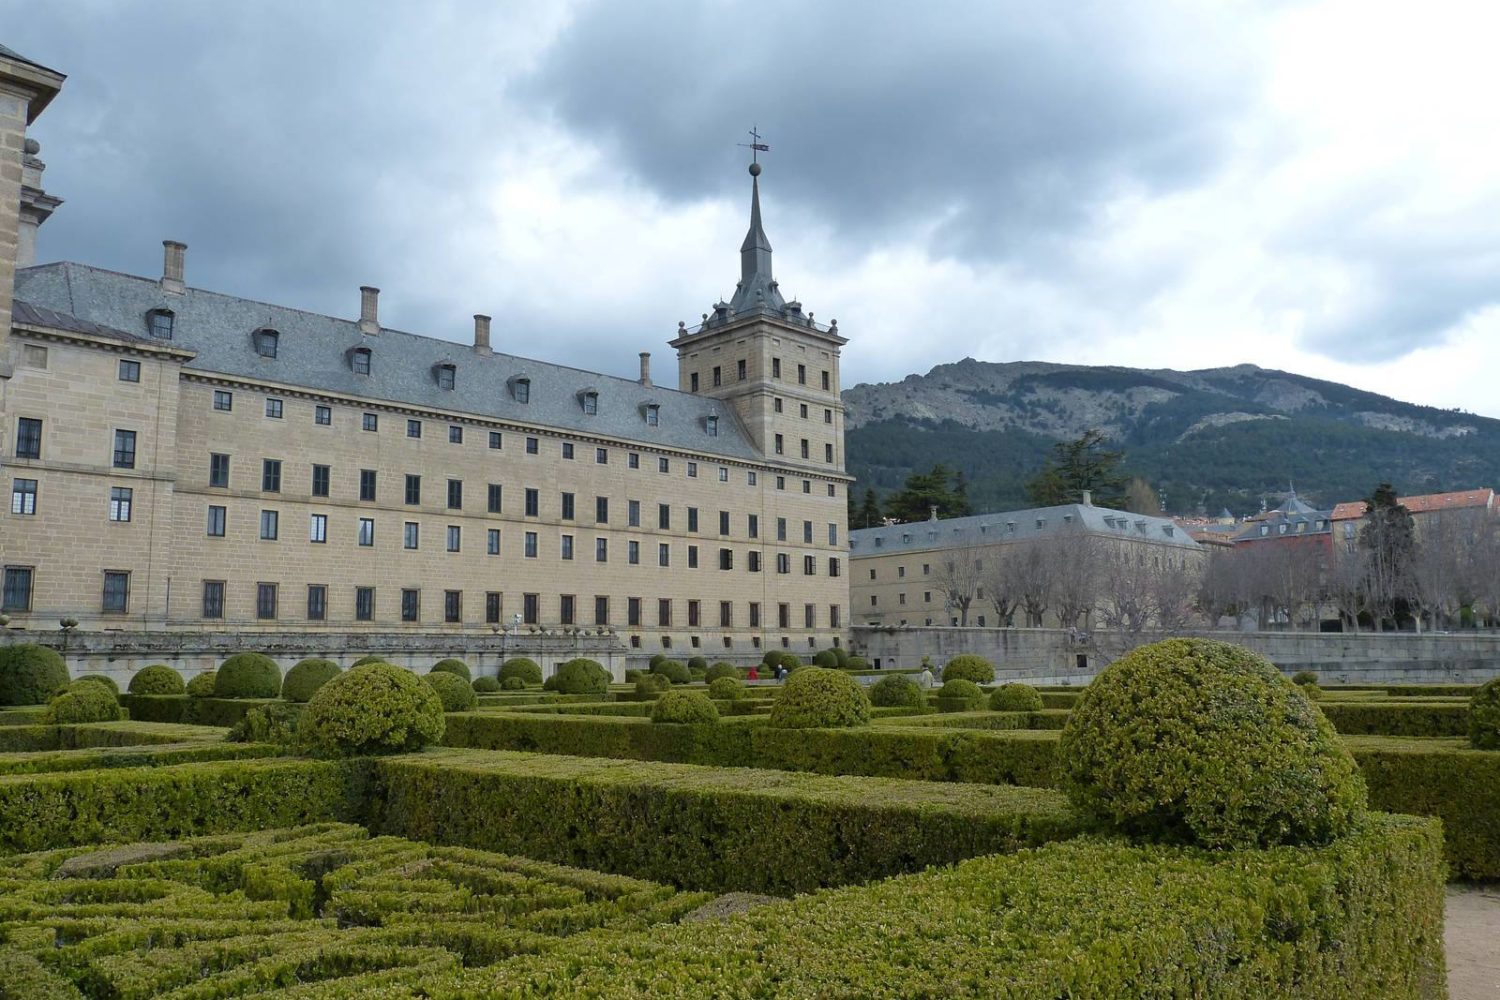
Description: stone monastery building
xmin=0 ymin=45 xmax=852 ymax=656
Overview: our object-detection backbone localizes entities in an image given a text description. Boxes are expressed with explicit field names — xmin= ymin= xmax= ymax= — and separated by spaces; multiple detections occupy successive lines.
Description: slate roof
xmin=14 ymin=262 xmax=763 ymax=461
xmin=11 ymin=299 xmax=154 ymax=345
xmin=850 ymin=503 xmax=1200 ymax=555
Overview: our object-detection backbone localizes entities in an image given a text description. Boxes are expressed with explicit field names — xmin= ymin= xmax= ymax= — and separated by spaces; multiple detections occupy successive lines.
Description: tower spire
xmin=728 ymin=133 xmax=783 ymax=317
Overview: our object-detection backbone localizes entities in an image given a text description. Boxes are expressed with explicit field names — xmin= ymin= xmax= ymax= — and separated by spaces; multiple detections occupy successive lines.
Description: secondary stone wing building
xmin=0 ymin=47 xmax=851 ymax=657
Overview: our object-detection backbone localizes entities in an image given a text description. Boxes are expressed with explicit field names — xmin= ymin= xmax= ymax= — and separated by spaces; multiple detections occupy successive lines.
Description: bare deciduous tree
xmin=934 ymin=542 xmax=983 ymax=626
xmin=981 ymin=547 xmax=1020 ymax=627
xmin=1051 ymin=529 xmax=1102 ymax=629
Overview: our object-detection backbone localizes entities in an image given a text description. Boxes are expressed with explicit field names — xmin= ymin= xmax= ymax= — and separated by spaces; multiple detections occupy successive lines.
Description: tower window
xmin=738 ymin=359 xmax=747 ymax=380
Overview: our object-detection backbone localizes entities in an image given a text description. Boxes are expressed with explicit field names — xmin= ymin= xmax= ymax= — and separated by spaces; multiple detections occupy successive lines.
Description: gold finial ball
xmin=749 ymin=162 xmax=762 ymax=177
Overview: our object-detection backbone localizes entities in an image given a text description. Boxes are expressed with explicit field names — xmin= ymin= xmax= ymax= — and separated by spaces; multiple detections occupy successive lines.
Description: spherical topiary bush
xmin=990 ymin=682 xmax=1043 ymax=712
xmin=501 ymin=676 xmax=526 ymax=691
xmin=1469 ymin=678 xmax=1500 ymax=749
xmin=472 ymin=675 xmax=500 ymax=694
xmin=870 ymin=674 xmax=924 ymax=709
xmin=1059 ymin=638 xmax=1367 ymax=850
xmin=936 ymin=679 xmax=983 ymax=709
xmin=1291 ymin=670 xmax=1319 ymax=687
xmin=423 ymin=670 xmax=478 ymax=711
xmin=705 ymin=662 xmax=740 ymax=683
xmin=544 ymin=658 xmax=611 ymax=695
xmin=762 ymin=650 xmax=785 ymax=668
xmin=780 ymin=654 xmax=803 ymax=671
xmin=128 ymin=664 xmax=185 ymax=696
xmin=651 ymin=660 xmax=690 ymax=685
xmin=649 ymin=653 xmax=668 ymax=670
xmin=832 ymin=646 xmax=851 ymax=669
xmin=215 ymin=653 xmax=282 ymax=699
xmin=76 ymin=674 xmax=119 ymax=697
xmin=941 ymin=655 xmax=994 ymax=685
xmin=430 ymin=658 xmax=472 ymax=682
xmin=299 ymin=662 xmax=444 ymax=758
xmin=708 ymin=676 xmax=745 ymax=701
xmin=351 ymin=655 xmax=388 ymax=667
xmin=813 ymin=648 xmax=840 ymax=668
xmin=847 ymin=655 xmax=869 ymax=671
xmin=185 ymin=671 xmax=217 ymax=698
xmin=45 ymin=680 xmax=124 ymax=724
xmin=634 ymin=676 xmax=664 ymax=699
xmin=651 ymin=690 xmax=720 ymax=725
xmin=499 ymin=658 xmax=542 ymax=687
xmin=769 ymin=667 xmax=871 ymax=729
xmin=687 ymin=656 xmax=708 ymax=672
xmin=281 ymin=658 xmax=342 ymax=703
xmin=0 ymin=644 xmax=70 ymax=706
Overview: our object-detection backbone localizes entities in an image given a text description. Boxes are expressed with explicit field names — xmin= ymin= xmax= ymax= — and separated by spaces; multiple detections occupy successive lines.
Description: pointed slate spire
xmin=730 ymin=161 xmax=785 ymax=316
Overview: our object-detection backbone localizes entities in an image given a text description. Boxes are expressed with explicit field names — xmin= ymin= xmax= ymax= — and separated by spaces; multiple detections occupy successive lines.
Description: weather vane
xmin=738 ymin=125 xmax=770 ymax=165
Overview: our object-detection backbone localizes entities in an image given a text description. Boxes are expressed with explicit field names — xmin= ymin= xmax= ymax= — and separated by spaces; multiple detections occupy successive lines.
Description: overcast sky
xmin=8 ymin=1 xmax=1500 ymax=413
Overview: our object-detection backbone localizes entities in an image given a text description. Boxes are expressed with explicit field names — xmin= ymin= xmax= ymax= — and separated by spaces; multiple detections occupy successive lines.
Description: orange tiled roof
xmin=1331 ymin=489 xmax=1495 ymax=521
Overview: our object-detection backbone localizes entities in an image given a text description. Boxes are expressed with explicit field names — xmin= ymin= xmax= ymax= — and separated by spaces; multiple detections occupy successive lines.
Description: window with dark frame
xmin=15 ymin=418 xmax=41 ymax=459
xmin=2 ymin=566 xmax=34 ymax=611
xmin=202 ymin=580 xmax=224 ymax=619
xmin=307 ymin=585 xmax=327 ymax=621
xmin=113 ymin=430 xmax=137 ymax=469
xmin=118 ymin=359 xmax=141 ymax=383
xmin=11 ymin=479 xmax=36 ymax=516
xmin=256 ymin=582 xmax=277 ymax=620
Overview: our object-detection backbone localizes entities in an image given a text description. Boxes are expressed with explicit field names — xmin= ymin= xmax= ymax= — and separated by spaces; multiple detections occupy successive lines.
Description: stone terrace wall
xmin=852 ymin=626 xmax=1500 ymax=686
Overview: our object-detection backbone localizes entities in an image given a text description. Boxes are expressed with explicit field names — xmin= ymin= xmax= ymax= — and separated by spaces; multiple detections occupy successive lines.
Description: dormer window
xmin=350 ymin=347 xmax=371 ymax=375
xmin=705 ymin=415 xmax=718 ymax=436
xmin=644 ymin=404 xmax=659 ymax=427
xmin=510 ymin=376 xmax=530 ymax=403
xmin=146 ymin=308 xmax=174 ymax=340
xmin=254 ymin=328 xmax=279 ymax=358
xmin=435 ymin=363 xmax=456 ymax=390
xmin=581 ymin=390 xmax=598 ymax=415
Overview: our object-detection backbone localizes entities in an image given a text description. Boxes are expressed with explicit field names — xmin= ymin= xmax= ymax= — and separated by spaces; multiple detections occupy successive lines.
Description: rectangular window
xmin=719 ymin=510 xmax=730 ymax=536
xmin=718 ymin=466 xmax=728 ymax=482
xmin=118 ymin=359 xmax=141 ymax=382
xmin=828 ymin=523 xmax=838 ymax=545
xmin=447 ymin=525 xmax=461 ymax=552
xmin=562 ymin=493 xmax=576 ymax=521
xmin=748 ymin=471 xmax=757 ymax=486
xmin=108 ymin=487 xmax=133 ymax=522
xmin=559 ymin=594 xmax=575 ymax=625
xmin=748 ymin=514 xmax=759 ymax=539
xmin=485 ymin=592 xmax=501 ymax=624
xmin=798 ymin=363 xmax=807 ymax=385
xmin=829 ymin=557 xmax=842 ymax=577
xmin=687 ymin=461 xmax=698 ymax=478
xmin=777 ymin=553 xmax=790 ymax=574
xmin=489 ymin=431 xmax=503 ymax=449
xmin=312 ymin=464 xmax=330 ymax=497
xmin=207 ymin=505 xmax=226 ymax=537
xmin=15 ymin=418 xmax=42 ymax=460
xmin=307 ymin=584 xmax=327 ymax=621
xmin=562 ymin=442 xmax=575 ymax=460
xmin=628 ymin=541 xmax=640 ymax=565
xmin=595 ymin=537 xmax=608 ymax=562
xmin=262 ymin=459 xmax=282 ymax=493
xmin=202 ymin=580 xmax=224 ymax=619
xmin=658 ymin=503 xmax=671 ymax=530
xmin=687 ymin=507 xmax=699 ymax=533
xmin=776 ymin=476 xmax=785 ymax=490
xmin=260 ymin=509 xmax=279 ymax=540
xmin=628 ymin=500 xmax=640 ymax=527
xmin=2 ymin=567 xmax=33 ymax=612
xmin=830 ymin=604 xmax=841 ymax=628
xmin=658 ymin=598 xmax=672 ymax=627
xmin=401 ymin=589 xmax=420 ymax=622
xmin=804 ymin=555 xmax=817 ymax=575
xmin=805 ymin=603 xmax=816 ymax=628
xmin=205 ymin=453 xmax=230 ymax=490
xmin=596 ymin=496 xmax=609 ymax=523
xmin=404 ymin=521 xmax=419 ymax=550
xmin=525 ymin=488 xmax=539 ymax=517
xmin=359 ymin=469 xmax=377 ymax=501
xmin=719 ymin=548 xmax=733 ymax=571
xmin=774 ymin=434 xmax=783 ymax=455
xmin=362 ymin=412 xmax=378 ymax=432
xmin=629 ymin=597 xmax=642 ymax=627
xmin=658 ymin=542 xmax=670 ymax=567
xmin=358 ymin=517 xmax=374 ymax=546
xmin=447 ymin=479 xmax=463 ymax=510
xmin=561 ymin=534 xmax=574 ymax=560
xmin=825 ymin=408 xmax=833 ymax=424
xmin=738 ymin=359 xmax=747 ymax=380
xmin=316 ymin=404 xmax=332 ymax=425
xmin=778 ymin=603 xmax=790 ymax=629
xmin=596 ymin=447 xmax=608 ymax=464
xmin=777 ymin=517 xmax=787 ymax=541
xmin=800 ymin=439 xmax=809 ymax=459
xmin=822 ymin=370 xmax=831 ymax=390
xmin=658 ymin=457 xmax=670 ymax=474
xmin=449 ymin=424 xmax=463 ymax=444
xmin=750 ymin=602 xmax=761 ymax=628
xmin=487 ymin=528 xmax=500 ymax=554
xmin=688 ymin=544 xmax=699 ymax=568
xmin=748 ymin=550 xmax=761 ymax=572
xmin=525 ymin=437 xmax=538 ymax=455
xmin=355 ymin=587 xmax=375 ymax=621
xmin=800 ymin=403 xmax=808 ymax=419
xmin=594 ymin=595 xmax=610 ymax=626
xmin=628 ymin=452 xmax=640 ymax=469
xmin=691 ymin=372 xmax=700 ymax=392
xmin=719 ymin=601 xmax=732 ymax=627
xmin=712 ymin=365 xmax=721 ymax=387
xmin=103 ymin=572 xmax=129 ymax=613
xmin=803 ymin=521 xmax=813 ymax=544
xmin=772 ymin=358 xmax=781 ymax=379
xmin=825 ymin=443 xmax=834 ymax=463
xmin=255 ymin=582 xmax=278 ymax=620
xmin=445 ymin=590 xmax=462 ymax=623
xmin=407 ymin=419 xmax=422 ymax=439
xmin=309 ymin=513 xmax=327 ymax=543
xmin=688 ymin=599 xmax=701 ymax=627
xmin=488 ymin=484 xmax=503 ymax=514
xmin=524 ymin=531 xmax=538 ymax=558
xmin=113 ymin=430 xmax=137 ymax=469
xmin=406 ymin=475 xmax=421 ymax=505
xmin=10 ymin=479 xmax=36 ymax=516
xmin=22 ymin=345 xmax=46 ymax=368
xmin=523 ymin=593 xmax=539 ymax=624
xmin=265 ymin=398 xmax=283 ymax=419
xmin=213 ymin=390 xmax=233 ymax=411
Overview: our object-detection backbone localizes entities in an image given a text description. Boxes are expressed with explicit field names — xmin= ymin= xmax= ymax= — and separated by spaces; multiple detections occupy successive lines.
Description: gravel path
xmin=1447 ymin=884 xmax=1500 ymax=999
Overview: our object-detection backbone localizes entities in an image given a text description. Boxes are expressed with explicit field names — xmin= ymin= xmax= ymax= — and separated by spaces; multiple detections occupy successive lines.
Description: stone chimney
xmin=1081 ymin=490 xmax=1093 ymax=506
xmin=358 ymin=286 xmax=380 ymax=335
xmin=161 ymin=240 xmax=187 ymax=294
xmin=638 ymin=352 xmax=652 ymax=386
xmin=473 ymin=314 xmax=492 ymax=355
xmin=16 ymin=139 xmax=61 ymax=269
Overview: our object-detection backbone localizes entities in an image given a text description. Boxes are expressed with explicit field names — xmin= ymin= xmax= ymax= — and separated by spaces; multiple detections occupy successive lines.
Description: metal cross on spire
xmin=738 ymin=125 xmax=770 ymax=165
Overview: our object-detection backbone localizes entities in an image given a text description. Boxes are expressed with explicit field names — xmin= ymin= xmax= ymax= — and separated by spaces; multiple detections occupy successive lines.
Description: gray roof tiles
xmin=15 ymin=262 xmax=763 ymax=461
xmin=850 ymin=503 xmax=1201 ymax=554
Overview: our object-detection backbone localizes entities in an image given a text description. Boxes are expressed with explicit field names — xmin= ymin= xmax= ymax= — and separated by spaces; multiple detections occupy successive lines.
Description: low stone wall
xmin=852 ymin=626 xmax=1500 ymax=686
xmin=0 ymin=629 xmax=633 ymax=688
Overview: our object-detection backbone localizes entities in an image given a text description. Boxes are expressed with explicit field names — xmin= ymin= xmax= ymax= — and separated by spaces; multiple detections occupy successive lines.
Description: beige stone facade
xmin=0 ymin=54 xmax=853 ymax=658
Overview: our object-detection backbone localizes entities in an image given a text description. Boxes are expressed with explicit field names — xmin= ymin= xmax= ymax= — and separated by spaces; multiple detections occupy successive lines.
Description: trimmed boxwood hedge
xmin=43 ymin=681 xmax=124 ymax=724
xmin=545 ymin=658 xmax=611 ymax=695
xmin=214 ymin=653 xmax=283 ymax=699
xmin=0 ymin=644 xmax=68 ymax=706
xmin=372 ymin=749 xmax=1077 ymax=894
xmin=127 ymin=664 xmax=184 ymax=696
xmin=1470 ymin=677 xmax=1500 ymax=749
xmin=0 ymin=740 xmax=278 ymax=776
xmin=472 ymin=675 xmax=501 ymax=693
xmin=990 ymin=683 xmax=1043 ymax=712
xmin=870 ymin=674 xmax=924 ymax=709
xmin=940 ymin=655 xmax=994 ymax=684
xmin=281 ymin=658 xmax=341 ymax=702
xmin=430 ymin=658 xmax=472 ymax=681
xmin=423 ymin=670 xmax=478 ymax=712
xmin=650 ymin=690 xmax=720 ymax=724
xmin=0 ymin=721 xmax=230 ymax=753
xmin=184 ymin=670 xmax=217 ymax=698
xmin=1318 ymin=701 xmax=1468 ymax=736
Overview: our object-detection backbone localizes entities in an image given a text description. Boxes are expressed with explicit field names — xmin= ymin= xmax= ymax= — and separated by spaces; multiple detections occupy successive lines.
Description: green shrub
xmin=1060 ymin=637 xmax=1367 ymax=850
xmin=472 ymin=676 xmax=500 ymax=694
xmin=501 ymin=676 xmax=527 ymax=691
xmin=649 ymin=653 xmax=668 ymax=670
xmin=499 ymin=658 xmax=543 ymax=686
xmin=1470 ymin=678 xmax=1500 ymax=749
xmin=544 ymin=658 xmax=611 ymax=695
xmin=937 ymin=679 xmax=984 ymax=712
xmin=761 ymin=650 xmax=783 ymax=667
xmin=1303 ymin=683 xmax=1325 ymax=701
xmin=651 ymin=660 xmax=690 ymax=685
xmin=215 ymin=653 xmax=283 ymax=699
xmin=185 ymin=671 xmax=217 ymax=698
xmin=431 ymin=658 xmax=472 ymax=682
xmin=708 ymin=677 xmax=745 ymax=701
xmin=300 ymin=662 xmax=445 ymax=758
xmin=990 ymin=683 xmax=1043 ymax=712
xmin=781 ymin=654 xmax=803 ymax=671
xmin=281 ymin=658 xmax=342 ymax=703
xmin=0 ymin=644 xmax=69 ymax=706
xmin=128 ymin=663 xmax=184 ymax=696
xmin=769 ymin=668 xmax=871 ymax=729
xmin=942 ymin=655 xmax=994 ymax=685
xmin=870 ymin=674 xmax=924 ymax=708
xmin=1292 ymin=670 xmax=1319 ymax=686
xmin=634 ymin=677 xmax=664 ymax=700
xmin=350 ymin=655 xmax=388 ymax=667
xmin=705 ymin=662 xmax=740 ymax=683
xmin=1318 ymin=702 xmax=1467 ymax=736
xmin=813 ymin=649 xmax=840 ymax=668
xmin=847 ymin=656 xmax=868 ymax=670
xmin=227 ymin=702 xmax=304 ymax=746
xmin=687 ymin=656 xmax=708 ymax=671
xmin=624 ymin=669 xmax=644 ymax=683
xmin=650 ymin=690 xmax=720 ymax=725
xmin=44 ymin=681 xmax=124 ymax=724
xmin=831 ymin=646 xmax=851 ymax=669
xmin=75 ymin=674 xmax=119 ymax=697
xmin=423 ymin=671 xmax=478 ymax=712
